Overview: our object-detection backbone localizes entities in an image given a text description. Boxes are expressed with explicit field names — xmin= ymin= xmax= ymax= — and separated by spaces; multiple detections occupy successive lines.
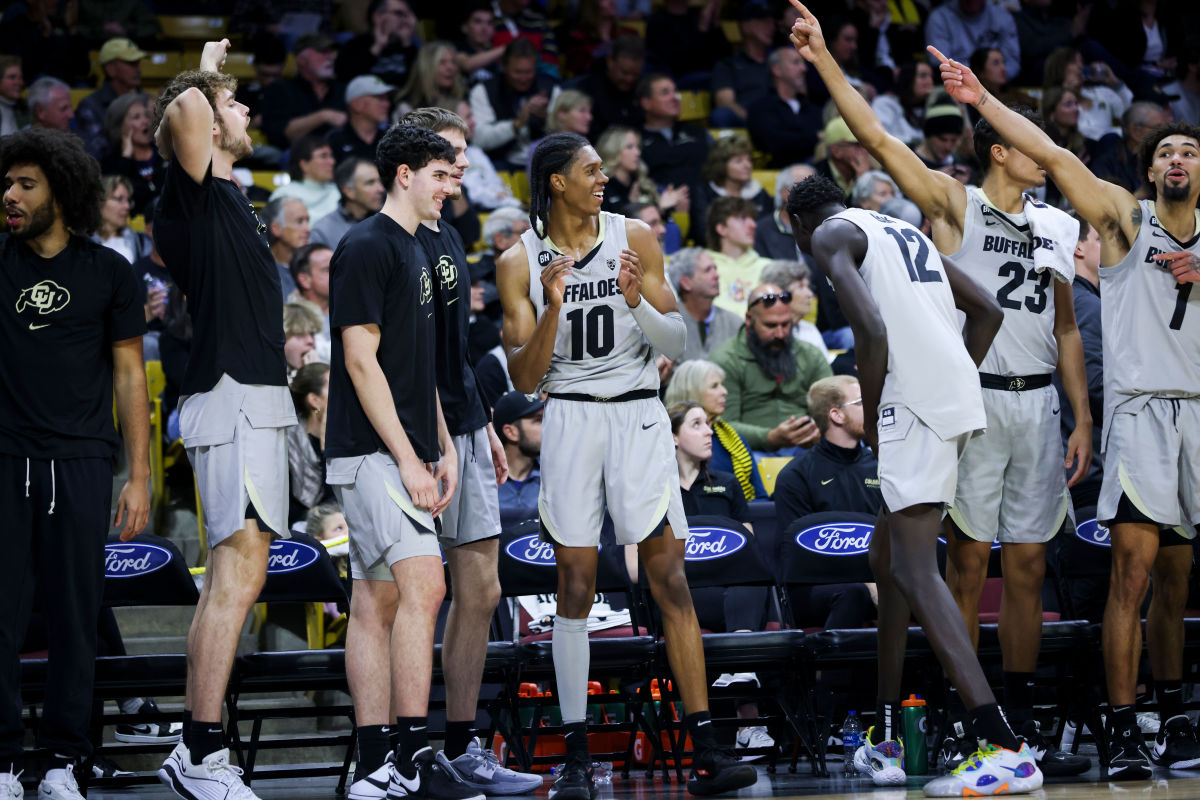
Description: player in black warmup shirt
xmin=0 ymin=128 xmax=150 ymax=797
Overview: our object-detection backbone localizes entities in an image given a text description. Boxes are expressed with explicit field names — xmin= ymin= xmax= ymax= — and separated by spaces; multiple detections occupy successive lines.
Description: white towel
xmin=1023 ymin=193 xmax=1078 ymax=284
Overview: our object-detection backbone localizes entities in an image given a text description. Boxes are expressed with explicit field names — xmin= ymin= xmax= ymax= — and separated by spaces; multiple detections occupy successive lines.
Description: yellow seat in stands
xmin=757 ymin=456 xmax=793 ymax=497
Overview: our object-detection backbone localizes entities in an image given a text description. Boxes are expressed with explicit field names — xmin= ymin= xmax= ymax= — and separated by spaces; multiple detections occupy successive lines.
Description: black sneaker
xmin=686 ymin=746 xmax=758 ymax=796
xmin=91 ymin=755 xmax=136 ymax=784
xmin=548 ymin=751 xmax=596 ymax=800
xmin=1107 ymin=724 xmax=1152 ymax=780
xmin=1150 ymin=714 xmax=1200 ymax=769
xmin=115 ymin=698 xmax=182 ymax=743
xmin=939 ymin=724 xmax=976 ymax=772
xmin=1018 ymin=719 xmax=1090 ymax=777
xmin=387 ymin=747 xmax=486 ymax=800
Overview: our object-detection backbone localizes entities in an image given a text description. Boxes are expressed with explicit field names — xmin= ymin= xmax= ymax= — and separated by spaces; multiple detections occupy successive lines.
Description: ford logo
xmin=504 ymin=535 xmax=603 ymax=566
xmin=267 ymin=540 xmax=321 ymax=574
xmin=1075 ymin=518 xmax=1111 ymax=547
xmin=685 ymin=526 xmax=747 ymax=561
xmin=796 ymin=523 xmax=873 ymax=556
xmin=105 ymin=542 xmax=172 ymax=578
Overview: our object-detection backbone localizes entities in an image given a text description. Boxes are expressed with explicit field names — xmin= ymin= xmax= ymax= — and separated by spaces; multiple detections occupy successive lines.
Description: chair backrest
xmin=780 ymin=511 xmax=877 ymax=585
xmin=256 ymin=532 xmax=348 ymax=604
xmin=1054 ymin=506 xmax=1112 ymax=577
xmin=496 ymin=519 xmax=632 ymax=597
xmin=681 ymin=514 xmax=776 ymax=589
xmin=103 ymin=533 xmax=199 ymax=607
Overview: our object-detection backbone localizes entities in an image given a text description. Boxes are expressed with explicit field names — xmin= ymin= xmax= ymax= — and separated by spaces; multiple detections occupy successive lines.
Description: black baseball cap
xmin=493 ymin=391 xmax=545 ymax=429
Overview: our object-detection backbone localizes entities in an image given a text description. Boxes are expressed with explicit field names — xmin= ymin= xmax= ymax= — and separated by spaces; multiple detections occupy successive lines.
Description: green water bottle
xmin=902 ymin=694 xmax=928 ymax=775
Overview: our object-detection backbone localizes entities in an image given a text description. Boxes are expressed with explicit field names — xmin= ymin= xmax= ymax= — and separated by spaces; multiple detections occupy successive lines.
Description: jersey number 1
xmin=566 ymin=306 xmax=615 ymax=360
xmin=884 ymin=226 xmax=942 ymax=283
xmin=1170 ymin=283 xmax=1193 ymax=331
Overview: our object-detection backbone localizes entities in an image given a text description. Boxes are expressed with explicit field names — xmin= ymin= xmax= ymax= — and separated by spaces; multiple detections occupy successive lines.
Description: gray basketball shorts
xmin=439 ymin=425 xmax=502 ymax=549
xmin=328 ymin=452 xmax=442 ymax=580
xmin=948 ymin=385 xmax=1071 ymax=544
xmin=1098 ymin=396 xmax=1200 ymax=538
xmin=538 ymin=396 xmax=689 ymax=547
xmin=877 ymin=405 xmax=973 ymax=513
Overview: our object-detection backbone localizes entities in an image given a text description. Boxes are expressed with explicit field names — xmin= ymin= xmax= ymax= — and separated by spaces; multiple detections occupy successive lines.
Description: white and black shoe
xmin=1018 ymin=719 xmax=1090 ymax=777
xmin=116 ymin=699 xmax=183 ymax=743
xmin=158 ymin=747 xmax=260 ymax=799
xmin=1150 ymin=714 xmax=1200 ymax=770
xmin=38 ymin=764 xmax=83 ymax=800
xmin=387 ymin=748 xmax=486 ymax=800
xmin=1107 ymin=724 xmax=1152 ymax=781
xmin=91 ymin=755 xmax=137 ymax=783
xmin=939 ymin=723 xmax=975 ymax=772
xmin=0 ymin=766 xmax=21 ymax=800
xmin=350 ymin=751 xmax=395 ymax=800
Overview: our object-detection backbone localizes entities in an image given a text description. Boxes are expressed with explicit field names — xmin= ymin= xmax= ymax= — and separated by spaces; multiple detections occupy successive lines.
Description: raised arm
xmin=496 ymin=240 xmax=573 ymax=394
xmin=155 ymin=40 xmax=232 ymax=182
xmin=930 ymin=46 xmax=1140 ymax=261
xmin=941 ymin=253 xmax=1003 ymax=366
xmin=789 ymin=0 xmax=965 ymax=228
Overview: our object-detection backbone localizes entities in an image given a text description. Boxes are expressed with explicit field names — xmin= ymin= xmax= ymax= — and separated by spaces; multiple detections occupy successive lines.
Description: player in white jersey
xmin=934 ymin=49 xmax=1200 ymax=780
xmin=788 ymin=173 xmax=1043 ymax=798
xmin=495 ymin=133 xmax=757 ymax=800
xmin=787 ymin=1 xmax=1092 ymax=777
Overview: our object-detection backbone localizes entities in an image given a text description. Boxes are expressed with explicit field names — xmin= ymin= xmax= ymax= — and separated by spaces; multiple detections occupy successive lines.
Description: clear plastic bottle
xmin=843 ymin=710 xmax=862 ymax=776
xmin=593 ymin=762 xmax=612 ymax=786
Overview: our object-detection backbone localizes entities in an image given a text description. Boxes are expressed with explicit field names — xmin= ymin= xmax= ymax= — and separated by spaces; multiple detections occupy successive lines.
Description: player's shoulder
xmin=496 ymin=237 xmax=530 ymax=284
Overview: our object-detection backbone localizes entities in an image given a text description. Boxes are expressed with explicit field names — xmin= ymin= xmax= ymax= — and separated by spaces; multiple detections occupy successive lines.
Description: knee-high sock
xmin=552 ymin=616 xmax=590 ymax=723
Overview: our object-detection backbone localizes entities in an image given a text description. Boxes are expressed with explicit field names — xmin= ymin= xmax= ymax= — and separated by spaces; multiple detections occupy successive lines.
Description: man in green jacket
xmin=712 ymin=282 xmax=833 ymax=453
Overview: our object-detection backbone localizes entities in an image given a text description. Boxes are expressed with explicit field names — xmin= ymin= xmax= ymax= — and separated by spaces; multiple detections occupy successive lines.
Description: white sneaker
xmin=159 ymin=747 xmax=260 ymax=800
xmin=38 ymin=764 xmax=82 ymax=799
xmin=0 ymin=768 xmax=21 ymax=800
xmin=734 ymin=726 xmax=776 ymax=762
xmin=348 ymin=751 xmax=395 ymax=800
xmin=711 ymin=672 xmax=760 ymax=688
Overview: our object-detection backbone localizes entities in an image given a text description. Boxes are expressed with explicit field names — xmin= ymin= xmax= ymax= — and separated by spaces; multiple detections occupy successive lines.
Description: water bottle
xmin=593 ymin=762 xmax=612 ymax=786
xmin=902 ymin=694 xmax=928 ymax=775
xmin=843 ymin=710 xmax=862 ymax=776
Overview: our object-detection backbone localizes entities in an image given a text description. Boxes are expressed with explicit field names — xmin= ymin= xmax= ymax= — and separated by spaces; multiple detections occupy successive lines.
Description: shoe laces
xmin=204 ymin=754 xmax=250 ymax=790
xmin=951 ymin=743 xmax=1002 ymax=776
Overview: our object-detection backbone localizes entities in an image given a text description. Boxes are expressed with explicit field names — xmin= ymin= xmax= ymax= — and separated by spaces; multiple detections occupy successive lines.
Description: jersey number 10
xmin=566 ymin=305 xmax=616 ymax=360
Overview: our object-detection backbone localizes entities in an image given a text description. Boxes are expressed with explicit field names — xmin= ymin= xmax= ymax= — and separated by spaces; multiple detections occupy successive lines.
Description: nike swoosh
xmin=641 ymin=422 xmax=656 ymax=430
xmin=29 ymin=323 xmax=49 ymax=330
xmin=821 ymin=478 xmax=834 ymax=485
xmin=1052 ymin=408 xmax=1060 ymax=415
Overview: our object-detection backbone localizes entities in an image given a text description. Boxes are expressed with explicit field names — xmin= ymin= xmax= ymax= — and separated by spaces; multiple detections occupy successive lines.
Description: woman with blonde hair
xmin=395 ymin=41 xmax=466 ymax=118
xmin=546 ymin=89 xmax=593 ymax=135
xmin=595 ymin=125 xmax=688 ymax=219
xmin=664 ymin=360 xmax=765 ymax=499
xmin=91 ymin=174 xmax=152 ymax=264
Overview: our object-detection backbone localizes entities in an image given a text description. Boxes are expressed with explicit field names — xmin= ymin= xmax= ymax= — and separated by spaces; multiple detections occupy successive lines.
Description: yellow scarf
xmin=712 ymin=418 xmax=756 ymax=501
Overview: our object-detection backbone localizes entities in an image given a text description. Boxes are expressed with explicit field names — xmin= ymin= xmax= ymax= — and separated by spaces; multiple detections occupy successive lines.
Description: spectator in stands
xmin=705 ymin=196 xmax=770 ymax=313
xmin=0 ymin=1 xmax=88 ymax=86
xmin=850 ymin=169 xmax=898 ymax=212
xmin=1044 ymin=47 xmax=1132 ymax=142
xmin=759 ymin=259 xmax=831 ymax=363
xmin=456 ymin=101 xmax=523 ymax=211
xmin=748 ymin=46 xmax=823 ymax=168
xmin=667 ymin=247 xmax=743 ymax=363
xmin=475 ymin=207 xmax=530 ymax=299
xmin=491 ymin=0 xmax=560 ymax=72
xmin=1089 ymin=100 xmax=1167 ymax=193
xmin=639 ymin=74 xmax=710 ymax=198
xmin=0 ymin=56 xmax=27 ymax=136
xmin=596 ymin=126 xmax=688 ymax=221
xmin=493 ymin=391 xmax=543 ymax=528
xmin=568 ymin=34 xmax=646 ymax=141
xmin=133 ymin=198 xmax=172 ymax=332
xmin=557 ymin=0 xmax=638 ymax=77
xmin=925 ymin=0 xmax=1020 ymax=84
xmin=91 ymin=175 xmax=151 ymax=265
xmin=546 ymin=90 xmax=593 ymax=139
xmin=261 ymin=33 xmax=348 ymax=149
xmin=287 ymin=361 xmax=334 ymax=524
xmin=710 ymin=0 xmax=775 ymax=127
xmin=915 ymin=103 xmax=967 ymax=169
xmin=335 ymin=0 xmax=419 ymax=87
xmin=814 ymin=117 xmax=872 ymax=200
xmin=967 ymin=47 xmax=1038 ymax=122
xmin=470 ymin=38 xmax=554 ymax=171
xmin=269 ymin=134 xmax=340 ymax=221
xmin=229 ymin=0 xmax=335 ymax=38
xmin=1041 ymin=86 xmax=1091 ymax=205
xmin=803 ymin=17 xmax=861 ymax=107
xmin=693 ymin=136 xmax=772 ymax=248
xmin=754 ymin=163 xmax=813 ymax=260
xmin=773 ymin=375 xmax=883 ymax=524
xmin=711 ymin=283 xmax=832 ymax=455
xmin=1093 ymin=0 xmax=1181 ymax=91
xmin=289 ymin=242 xmax=333 ymax=361
xmin=871 ymin=60 xmax=934 ymax=146
xmin=645 ymin=0 xmax=730 ymax=85
xmin=283 ymin=301 xmax=323 ymax=379
xmin=625 ymin=201 xmax=670 ymax=247
xmin=1012 ymin=0 xmax=1091 ymax=84
xmin=1163 ymin=45 xmax=1200 ymax=125
xmin=264 ymin=197 xmax=311 ymax=298
xmin=236 ymin=35 xmax=288 ymax=131
xmin=455 ymin=1 xmax=506 ymax=86
xmin=100 ymin=93 xmax=162 ymax=217
xmin=664 ymin=360 xmax=765 ymax=499
xmin=396 ymin=41 xmax=467 ymax=119
xmin=76 ymin=1 xmax=157 ymax=47
xmin=77 ymin=38 xmax=146 ymax=160
xmin=311 ymin=158 xmax=384 ymax=247
xmin=881 ymin=195 xmax=931 ymax=236
xmin=326 ymin=75 xmax=394 ymax=165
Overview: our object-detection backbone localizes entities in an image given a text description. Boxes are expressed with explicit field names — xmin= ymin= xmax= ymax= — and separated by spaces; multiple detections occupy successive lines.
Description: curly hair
xmin=398 ymin=106 xmax=469 ymax=138
xmin=154 ymin=70 xmax=238 ymax=133
xmin=0 ymin=128 xmax=103 ymax=234
xmin=701 ymin=135 xmax=753 ymax=186
xmin=1139 ymin=121 xmax=1200 ymax=198
xmin=785 ymin=175 xmax=846 ymax=219
xmin=528 ymin=132 xmax=590 ymax=237
xmin=375 ymin=124 xmax=457 ymax=193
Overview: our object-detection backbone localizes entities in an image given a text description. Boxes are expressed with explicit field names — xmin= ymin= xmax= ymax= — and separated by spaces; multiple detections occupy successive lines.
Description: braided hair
xmin=528 ymin=132 xmax=591 ymax=238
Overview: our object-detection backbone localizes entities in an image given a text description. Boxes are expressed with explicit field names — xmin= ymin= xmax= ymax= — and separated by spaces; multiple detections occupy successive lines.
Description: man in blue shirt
xmin=493 ymin=391 xmax=543 ymax=529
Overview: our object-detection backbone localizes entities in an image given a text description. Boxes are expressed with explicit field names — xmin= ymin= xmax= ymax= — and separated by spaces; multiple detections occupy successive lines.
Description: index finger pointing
xmin=788 ymin=0 xmax=815 ymax=22
xmin=926 ymin=45 xmax=950 ymax=65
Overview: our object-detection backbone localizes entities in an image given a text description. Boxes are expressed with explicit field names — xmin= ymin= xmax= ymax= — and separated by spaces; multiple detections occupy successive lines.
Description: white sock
xmin=552 ymin=616 xmax=590 ymax=723
xmin=120 ymin=696 xmax=144 ymax=715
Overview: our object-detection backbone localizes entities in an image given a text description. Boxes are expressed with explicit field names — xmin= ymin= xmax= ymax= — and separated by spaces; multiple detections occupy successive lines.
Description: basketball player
xmin=153 ymin=40 xmax=297 ymax=800
xmin=789 ymin=2 xmax=1092 ymax=776
xmin=788 ymin=173 xmax=1042 ymax=797
xmin=934 ymin=50 xmax=1200 ymax=780
xmin=495 ymin=132 xmax=758 ymax=799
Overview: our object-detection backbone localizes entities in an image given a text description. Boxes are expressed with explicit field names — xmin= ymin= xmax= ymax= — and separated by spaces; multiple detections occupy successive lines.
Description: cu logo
xmin=419 ymin=268 xmax=433 ymax=305
xmin=16 ymin=280 xmax=71 ymax=315
xmin=437 ymin=255 xmax=458 ymax=291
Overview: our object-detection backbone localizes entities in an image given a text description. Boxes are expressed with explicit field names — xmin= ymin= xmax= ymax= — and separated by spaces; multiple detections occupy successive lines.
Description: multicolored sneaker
xmin=922 ymin=742 xmax=1042 ymax=797
xmin=853 ymin=726 xmax=905 ymax=786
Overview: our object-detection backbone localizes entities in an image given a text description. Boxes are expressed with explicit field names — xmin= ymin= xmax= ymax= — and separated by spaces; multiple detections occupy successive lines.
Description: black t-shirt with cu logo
xmin=416 ymin=222 xmax=487 ymax=437
xmin=326 ymin=213 xmax=440 ymax=462
xmin=0 ymin=234 xmax=146 ymax=459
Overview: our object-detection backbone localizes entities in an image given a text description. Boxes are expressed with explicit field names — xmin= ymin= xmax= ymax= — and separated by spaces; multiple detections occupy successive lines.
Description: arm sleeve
xmin=629 ymin=300 xmax=686 ymax=360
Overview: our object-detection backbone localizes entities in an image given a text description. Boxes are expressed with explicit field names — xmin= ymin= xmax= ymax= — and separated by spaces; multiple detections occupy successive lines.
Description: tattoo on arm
xmin=979 ymin=93 xmax=988 ymax=108
xmin=1131 ymin=205 xmax=1142 ymax=227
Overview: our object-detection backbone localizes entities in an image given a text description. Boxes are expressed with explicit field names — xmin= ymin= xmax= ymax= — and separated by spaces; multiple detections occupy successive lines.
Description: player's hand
xmin=540 ymin=255 xmax=574 ymax=309
xmin=487 ymin=423 xmax=509 ymax=485
xmin=1152 ymin=250 xmax=1200 ymax=283
xmin=1064 ymin=421 xmax=1093 ymax=488
xmin=115 ymin=480 xmax=151 ymax=541
xmin=399 ymin=458 xmax=440 ymax=512
xmin=618 ymin=248 xmax=644 ymax=306
xmin=431 ymin=449 xmax=458 ymax=518
xmin=145 ymin=287 xmax=167 ymax=322
xmin=656 ymin=354 xmax=675 ymax=384
xmin=787 ymin=0 xmax=827 ymax=64
xmin=200 ymin=39 xmax=231 ymax=73
xmin=928 ymin=46 xmax=986 ymax=107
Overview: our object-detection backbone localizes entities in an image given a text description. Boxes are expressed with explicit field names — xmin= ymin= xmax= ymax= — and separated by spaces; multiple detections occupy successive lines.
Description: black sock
xmin=357 ymin=724 xmax=392 ymax=775
xmin=395 ymin=716 xmax=429 ymax=774
xmin=685 ymin=710 xmax=717 ymax=751
xmin=1003 ymin=671 xmax=1036 ymax=726
xmin=444 ymin=721 xmax=475 ymax=760
xmin=1157 ymin=680 xmax=1184 ymax=722
xmin=564 ymin=721 xmax=590 ymax=760
xmin=47 ymin=754 xmax=72 ymax=770
xmin=947 ymin=685 xmax=966 ymax=722
xmin=190 ymin=720 xmax=224 ymax=761
xmin=969 ymin=703 xmax=1019 ymax=751
xmin=1110 ymin=704 xmax=1137 ymax=734
xmin=874 ymin=699 xmax=902 ymax=743
xmin=182 ymin=710 xmax=192 ymax=750
xmin=389 ymin=726 xmax=401 ymax=752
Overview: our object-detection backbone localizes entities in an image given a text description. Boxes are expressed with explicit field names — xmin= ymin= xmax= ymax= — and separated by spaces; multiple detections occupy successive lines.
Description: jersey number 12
xmin=884 ymin=226 xmax=943 ymax=284
xmin=566 ymin=306 xmax=615 ymax=360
